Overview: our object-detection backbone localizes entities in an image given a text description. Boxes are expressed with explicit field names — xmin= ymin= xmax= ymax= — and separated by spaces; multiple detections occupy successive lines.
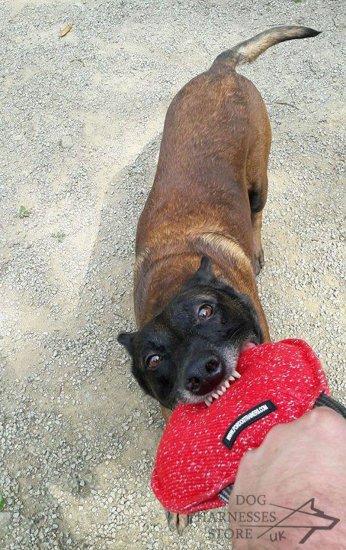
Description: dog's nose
xmin=185 ymin=376 xmax=201 ymax=393
xmin=205 ymin=358 xmax=220 ymax=373
xmin=184 ymin=355 xmax=224 ymax=395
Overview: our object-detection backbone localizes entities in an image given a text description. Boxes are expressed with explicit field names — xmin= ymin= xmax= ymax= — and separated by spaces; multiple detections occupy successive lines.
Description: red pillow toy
xmin=151 ymin=339 xmax=345 ymax=515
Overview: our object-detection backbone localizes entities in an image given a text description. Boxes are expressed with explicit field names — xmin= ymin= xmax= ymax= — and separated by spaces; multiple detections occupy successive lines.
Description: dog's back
xmin=137 ymin=69 xmax=269 ymax=251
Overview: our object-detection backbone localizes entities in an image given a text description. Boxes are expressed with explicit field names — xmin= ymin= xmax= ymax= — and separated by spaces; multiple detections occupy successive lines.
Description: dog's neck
xmin=134 ymin=232 xmax=269 ymax=340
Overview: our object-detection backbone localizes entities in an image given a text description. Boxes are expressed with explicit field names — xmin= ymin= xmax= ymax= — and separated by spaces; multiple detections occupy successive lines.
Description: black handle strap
xmin=314 ymin=392 xmax=346 ymax=418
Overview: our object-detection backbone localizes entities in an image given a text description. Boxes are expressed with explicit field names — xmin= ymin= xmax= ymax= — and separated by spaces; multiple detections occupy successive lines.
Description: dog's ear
xmin=183 ymin=256 xmax=215 ymax=290
xmin=117 ymin=331 xmax=136 ymax=355
xmin=187 ymin=255 xmax=215 ymax=286
xmin=235 ymin=293 xmax=264 ymax=344
xmin=217 ymin=285 xmax=264 ymax=344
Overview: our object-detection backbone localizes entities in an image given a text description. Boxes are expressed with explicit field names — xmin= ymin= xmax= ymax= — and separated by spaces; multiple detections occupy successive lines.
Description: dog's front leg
xmin=160 ymin=405 xmax=191 ymax=533
xmin=166 ymin=511 xmax=191 ymax=535
xmin=160 ymin=405 xmax=172 ymax=425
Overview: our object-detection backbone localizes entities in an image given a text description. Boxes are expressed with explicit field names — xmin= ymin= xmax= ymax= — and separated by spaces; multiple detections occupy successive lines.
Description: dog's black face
xmin=118 ymin=257 xmax=263 ymax=409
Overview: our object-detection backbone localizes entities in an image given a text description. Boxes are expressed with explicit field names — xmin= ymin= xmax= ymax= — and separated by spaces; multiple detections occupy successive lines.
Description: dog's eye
xmin=198 ymin=304 xmax=213 ymax=320
xmin=146 ymin=354 xmax=161 ymax=370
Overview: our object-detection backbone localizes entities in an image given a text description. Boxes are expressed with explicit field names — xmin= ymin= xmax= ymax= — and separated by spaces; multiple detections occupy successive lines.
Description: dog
xmin=118 ymin=25 xmax=320 ymax=532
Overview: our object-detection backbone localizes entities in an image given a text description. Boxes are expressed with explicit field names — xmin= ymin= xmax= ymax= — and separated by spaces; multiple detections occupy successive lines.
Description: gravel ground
xmin=0 ymin=0 xmax=345 ymax=548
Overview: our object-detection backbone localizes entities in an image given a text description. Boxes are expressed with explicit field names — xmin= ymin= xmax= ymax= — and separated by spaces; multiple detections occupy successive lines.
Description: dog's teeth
xmin=228 ymin=376 xmax=235 ymax=382
xmin=221 ymin=385 xmax=227 ymax=392
xmin=233 ymin=370 xmax=241 ymax=379
xmin=206 ymin=396 xmax=213 ymax=404
xmin=212 ymin=392 xmax=219 ymax=399
xmin=217 ymin=389 xmax=224 ymax=396
xmin=225 ymin=380 xmax=230 ymax=388
xmin=205 ymin=399 xmax=211 ymax=406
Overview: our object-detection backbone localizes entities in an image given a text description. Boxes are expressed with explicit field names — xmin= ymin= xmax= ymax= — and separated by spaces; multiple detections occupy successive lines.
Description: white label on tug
xmin=222 ymin=400 xmax=277 ymax=449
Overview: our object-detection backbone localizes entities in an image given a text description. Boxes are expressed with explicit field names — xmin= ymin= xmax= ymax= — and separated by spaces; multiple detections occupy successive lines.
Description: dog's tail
xmin=212 ymin=26 xmax=320 ymax=70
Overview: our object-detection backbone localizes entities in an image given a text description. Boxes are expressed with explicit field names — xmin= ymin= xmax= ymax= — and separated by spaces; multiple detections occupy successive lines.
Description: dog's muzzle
xmin=183 ymin=352 xmax=225 ymax=396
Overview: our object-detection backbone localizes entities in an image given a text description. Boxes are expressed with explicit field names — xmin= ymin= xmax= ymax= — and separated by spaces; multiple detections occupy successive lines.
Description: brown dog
xmin=118 ymin=25 xmax=319 ymax=532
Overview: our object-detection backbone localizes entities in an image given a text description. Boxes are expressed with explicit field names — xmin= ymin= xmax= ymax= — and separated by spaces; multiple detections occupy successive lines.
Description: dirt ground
xmin=0 ymin=0 xmax=345 ymax=548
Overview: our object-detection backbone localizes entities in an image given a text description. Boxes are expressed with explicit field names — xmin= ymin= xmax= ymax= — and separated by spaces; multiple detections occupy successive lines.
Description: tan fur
xmin=195 ymin=233 xmax=252 ymax=274
xmin=134 ymin=66 xmax=271 ymax=340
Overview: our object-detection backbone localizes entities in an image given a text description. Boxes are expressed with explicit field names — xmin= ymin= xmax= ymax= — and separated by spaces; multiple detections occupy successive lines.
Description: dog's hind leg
xmin=242 ymin=77 xmax=271 ymax=275
xmin=248 ymin=175 xmax=268 ymax=275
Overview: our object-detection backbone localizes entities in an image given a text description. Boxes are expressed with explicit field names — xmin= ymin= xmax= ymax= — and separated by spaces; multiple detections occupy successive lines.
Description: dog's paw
xmin=166 ymin=511 xmax=191 ymax=535
xmin=254 ymin=247 xmax=264 ymax=275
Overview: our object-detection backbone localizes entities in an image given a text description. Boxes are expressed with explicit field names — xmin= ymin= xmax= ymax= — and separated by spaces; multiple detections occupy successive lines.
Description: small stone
xmin=59 ymin=136 xmax=74 ymax=150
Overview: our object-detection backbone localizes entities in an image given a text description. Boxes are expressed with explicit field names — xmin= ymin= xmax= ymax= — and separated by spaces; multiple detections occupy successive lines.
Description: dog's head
xmin=118 ymin=257 xmax=263 ymax=409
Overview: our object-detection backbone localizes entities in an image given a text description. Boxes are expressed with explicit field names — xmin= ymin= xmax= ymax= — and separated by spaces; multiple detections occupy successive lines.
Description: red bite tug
xmin=151 ymin=339 xmax=333 ymax=515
